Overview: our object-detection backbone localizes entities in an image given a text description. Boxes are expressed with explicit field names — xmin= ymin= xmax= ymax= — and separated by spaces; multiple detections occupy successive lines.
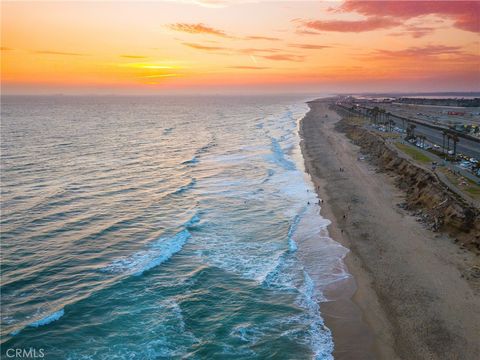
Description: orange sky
xmin=1 ymin=1 xmax=479 ymax=94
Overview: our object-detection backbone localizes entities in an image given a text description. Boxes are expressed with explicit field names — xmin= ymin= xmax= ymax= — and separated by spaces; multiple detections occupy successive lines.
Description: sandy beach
xmin=300 ymin=99 xmax=480 ymax=360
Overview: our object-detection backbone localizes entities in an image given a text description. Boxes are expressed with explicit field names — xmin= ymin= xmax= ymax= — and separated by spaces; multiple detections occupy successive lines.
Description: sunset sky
xmin=1 ymin=1 xmax=479 ymax=94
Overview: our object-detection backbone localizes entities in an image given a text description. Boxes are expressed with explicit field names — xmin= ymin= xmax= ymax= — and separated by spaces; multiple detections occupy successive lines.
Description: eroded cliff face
xmin=335 ymin=118 xmax=480 ymax=254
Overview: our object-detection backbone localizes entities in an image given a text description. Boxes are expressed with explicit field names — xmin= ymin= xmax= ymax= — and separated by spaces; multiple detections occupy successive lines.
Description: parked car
xmin=459 ymin=161 xmax=472 ymax=169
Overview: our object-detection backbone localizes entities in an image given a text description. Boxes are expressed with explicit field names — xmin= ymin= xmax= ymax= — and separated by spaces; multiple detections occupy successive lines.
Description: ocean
xmin=1 ymin=95 xmax=349 ymax=359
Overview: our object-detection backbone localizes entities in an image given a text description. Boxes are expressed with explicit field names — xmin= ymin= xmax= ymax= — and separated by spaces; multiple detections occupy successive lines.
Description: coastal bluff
xmin=335 ymin=113 xmax=480 ymax=254
xmin=300 ymin=98 xmax=480 ymax=360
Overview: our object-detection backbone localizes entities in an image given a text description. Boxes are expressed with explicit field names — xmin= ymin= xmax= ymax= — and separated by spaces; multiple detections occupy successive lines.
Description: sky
xmin=1 ymin=0 xmax=479 ymax=95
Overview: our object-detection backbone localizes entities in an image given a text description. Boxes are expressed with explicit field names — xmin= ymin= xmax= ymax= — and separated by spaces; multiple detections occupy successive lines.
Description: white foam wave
xmin=103 ymin=229 xmax=191 ymax=276
xmin=287 ymin=207 xmax=308 ymax=252
xmin=268 ymin=137 xmax=296 ymax=171
xmin=29 ymin=308 xmax=65 ymax=328
xmin=10 ymin=308 xmax=65 ymax=336
xmin=299 ymin=271 xmax=334 ymax=360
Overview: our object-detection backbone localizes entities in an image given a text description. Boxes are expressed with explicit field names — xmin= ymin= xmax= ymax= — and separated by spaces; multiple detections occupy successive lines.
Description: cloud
xmin=238 ymin=47 xmax=281 ymax=54
xmin=1 ymin=47 xmax=14 ymax=51
xmin=388 ymin=25 xmax=436 ymax=39
xmin=183 ymin=42 xmax=227 ymax=51
xmin=120 ymin=55 xmax=148 ymax=59
xmin=168 ymin=23 xmax=229 ymax=37
xmin=244 ymin=35 xmax=281 ymax=41
xmin=295 ymin=29 xmax=323 ymax=36
xmin=301 ymin=17 xmax=401 ymax=33
xmin=260 ymin=54 xmax=304 ymax=62
xmin=288 ymin=43 xmax=330 ymax=50
xmin=296 ymin=1 xmax=479 ymax=35
xmin=338 ymin=0 xmax=480 ymax=33
xmin=182 ymin=42 xmax=304 ymax=62
xmin=364 ymin=45 xmax=479 ymax=64
xmin=35 ymin=50 xmax=86 ymax=56
xmin=168 ymin=23 xmax=283 ymax=43
xmin=373 ymin=45 xmax=465 ymax=58
xmin=183 ymin=43 xmax=281 ymax=55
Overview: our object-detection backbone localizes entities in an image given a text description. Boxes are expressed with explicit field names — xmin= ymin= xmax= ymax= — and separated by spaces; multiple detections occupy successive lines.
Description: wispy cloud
xmin=169 ymin=22 xmax=283 ymax=42
xmin=244 ymin=35 xmax=281 ymax=41
xmin=372 ymin=45 xmax=465 ymax=58
xmin=168 ymin=23 xmax=230 ymax=37
xmin=295 ymin=29 xmax=323 ymax=36
xmin=300 ymin=17 xmax=401 ymax=33
xmin=182 ymin=42 xmax=304 ymax=62
xmin=35 ymin=50 xmax=87 ymax=56
xmin=260 ymin=54 xmax=304 ymax=62
xmin=1 ymin=47 xmax=14 ymax=51
xmin=357 ymin=45 xmax=479 ymax=66
xmin=388 ymin=25 xmax=436 ymax=39
xmin=183 ymin=42 xmax=227 ymax=51
xmin=182 ymin=43 xmax=281 ymax=55
xmin=238 ymin=47 xmax=282 ymax=54
xmin=288 ymin=43 xmax=330 ymax=50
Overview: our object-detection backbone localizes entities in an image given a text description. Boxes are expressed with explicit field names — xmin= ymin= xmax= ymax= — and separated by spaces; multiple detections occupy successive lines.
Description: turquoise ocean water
xmin=1 ymin=95 xmax=349 ymax=359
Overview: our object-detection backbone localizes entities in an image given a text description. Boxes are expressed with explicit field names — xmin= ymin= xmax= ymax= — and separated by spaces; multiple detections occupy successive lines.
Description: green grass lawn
xmin=439 ymin=168 xmax=480 ymax=200
xmin=348 ymin=116 xmax=368 ymax=126
xmin=395 ymin=143 xmax=433 ymax=164
xmin=379 ymin=133 xmax=401 ymax=139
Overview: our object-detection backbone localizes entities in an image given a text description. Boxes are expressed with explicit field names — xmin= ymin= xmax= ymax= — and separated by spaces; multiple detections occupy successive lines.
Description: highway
xmin=347 ymin=104 xmax=480 ymax=159
xmin=387 ymin=114 xmax=480 ymax=159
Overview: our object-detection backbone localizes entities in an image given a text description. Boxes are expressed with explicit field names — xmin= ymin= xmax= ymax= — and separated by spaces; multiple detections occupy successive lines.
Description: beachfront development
xmin=336 ymin=97 xmax=480 ymax=203
xmin=301 ymin=97 xmax=480 ymax=359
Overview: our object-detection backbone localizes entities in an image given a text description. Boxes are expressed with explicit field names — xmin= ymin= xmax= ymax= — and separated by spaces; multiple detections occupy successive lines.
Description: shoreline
xmin=299 ymin=101 xmax=386 ymax=360
xmin=299 ymin=98 xmax=480 ymax=359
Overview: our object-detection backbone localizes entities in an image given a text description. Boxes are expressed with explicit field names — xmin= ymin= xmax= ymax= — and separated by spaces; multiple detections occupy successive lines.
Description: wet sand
xmin=300 ymin=99 xmax=480 ymax=359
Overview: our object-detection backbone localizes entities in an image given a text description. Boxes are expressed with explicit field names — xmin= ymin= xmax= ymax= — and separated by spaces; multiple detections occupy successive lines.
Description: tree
xmin=410 ymin=124 xmax=416 ymax=138
xmin=451 ymin=134 xmax=460 ymax=158
xmin=372 ymin=106 xmax=380 ymax=125
xmin=406 ymin=123 xmax=417 ymax=140
xmin=442 ymin=130 xmax=448 ymax=154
